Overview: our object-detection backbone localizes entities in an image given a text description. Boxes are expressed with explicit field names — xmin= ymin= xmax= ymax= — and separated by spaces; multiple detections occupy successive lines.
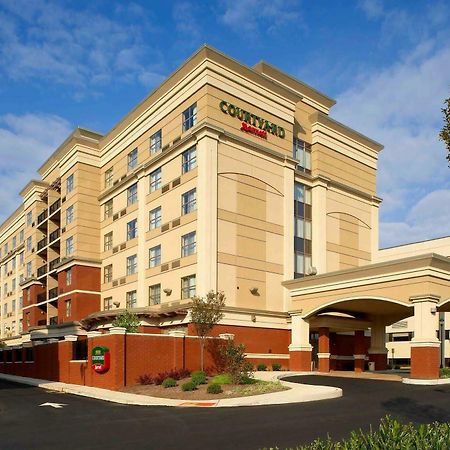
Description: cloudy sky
xmin=0 ymin=0 xmax=449 ymax=247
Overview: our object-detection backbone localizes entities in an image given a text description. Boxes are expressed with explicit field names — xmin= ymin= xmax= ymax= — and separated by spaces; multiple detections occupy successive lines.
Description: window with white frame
xmin=26 ymin=211 xmax=32 ymax=226
xmin=104 ymin=199 xmax=113 ymax=219
xmin=149 ymin=207 xmax=161 ymax=230
xmin=104 ymin=297 xmax=113 ymax=311
xmin=127 ymin=183 xmax=138 ymax=206
xmin=150 ymin=129 xmax=162 ymax=154
xmin=181 ymin=274 xmax=196 ymax=299
xmin=181 ymin=188 xmax=196 ymax=215
xmin=66 ymin=236 xmax=74 ymax=256
xmin=19 ymin=252 xmax=24 ymax=266
xmin=182 ymin=146 xmax=197 ymax=174
xmin=181 ymin=231 xmax=196 ymax=257
xmin=12 ymin=257 xmax=16 ymax=270
xmin=20 ymin=230 xmax=24 ymax=243
xmin=66 ymin=269 xmax=72 ymax=286
xmin=67 ymin=174 xmax=74 ymax=193
xmin=149 ymin=168 xmax=162 ymax=192
xmin=12 ymin=299 xmax=16 ymax=311
xmin=12 ymin=236 xmax=16 ymax=249
xmin=126 ymin=290 xmax=137 ymax=309
xmin=65 ymin=299 xmax=72 ymax=317
xmin=104 ymin=232 xmax=113 ymax=251
xmin=104 ymin=264 xmax=113 ymax=283
xmin=66 ymin=205 xmax=74 ymax=225
xmin=26 ymin=236 xmax=32 ymax=252
xmin=105 ymin=168 xmax=113 ymax=188
xmin=127 ymin=219 xmax=138 ymax=240
xmin=149 ymin=284 xmax=161 ymax=306
xmin=26 ymin=262 xmax=32 ymax=278
xmin=12 ymin=278 xmax=16 ymax=291
xmin=126 ymin=254 xmax=137 ymax=275
xmin=293 ymin=138 xmax=312 ymax=173
xmin=128 ymin=148 xmax=138 ymax=171
xmin=149 ymin=245 xmax=161 ymax=268
xmin=182 ymin=103 xmax=197 ymax=132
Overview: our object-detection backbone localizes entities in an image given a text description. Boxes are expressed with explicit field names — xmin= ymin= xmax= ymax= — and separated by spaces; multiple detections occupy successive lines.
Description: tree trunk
xmin=200 ymin=338 xmax=204 ymax=371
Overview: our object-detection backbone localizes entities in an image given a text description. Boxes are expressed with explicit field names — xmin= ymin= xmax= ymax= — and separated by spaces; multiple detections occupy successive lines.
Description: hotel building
xmin=0 ymin=45 xmax=449 ymax=380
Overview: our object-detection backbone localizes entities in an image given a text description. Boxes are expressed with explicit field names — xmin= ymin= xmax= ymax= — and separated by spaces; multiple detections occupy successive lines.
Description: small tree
xmin=112 ymin=310 xmax=140 ymax=333
xmin=439 ymin=96 xmax=450 ymax=165
xmin=190 ymin=290 xmax=225 ymax=371
xmin=218 ymin=339 xmax=253 ymax=384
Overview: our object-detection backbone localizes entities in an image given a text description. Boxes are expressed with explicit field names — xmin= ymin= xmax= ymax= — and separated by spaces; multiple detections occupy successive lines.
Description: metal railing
xmin=37 ymin=292 xmax=46 ymax=303
xmin=49 ymin=258 xmax=60 ymax=272
xmin=37 ymin=237 xmax=47 ymax=251
xmin=37 ymin=265 xmax=47 ymax=278
xmin=49 ymin=199 xmax=61 ymax=215
xmin=48 ymin=287 xmax=58 ymax=300
xmin=49 ymin=229 xmax=60 ymax=243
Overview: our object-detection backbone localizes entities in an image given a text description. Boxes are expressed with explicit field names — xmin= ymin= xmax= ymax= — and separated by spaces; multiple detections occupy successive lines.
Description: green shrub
xmin=212 ymin=373 xmax=232 ymax=385
xmin=257 ymin=363 xmax=267 ymax=371
xmin=259 ymin=416 xmax=450 ymax=449
xmin=216 ymin=340 xmax=253 ymax=384
xmin=272 ymin=363 xmax=282 ymax=371
xmin=240 ymin=375 xmax=257 ymax=385
xmin=111 ymin=310 xmax=140 ymax=333
xmin=440 ymin=367 xmax=450 ymax=378
xmin=162 ymin=377 xmax=176 ymax=388
xmin=181 ymin=381 xmax=197 ymax=391
xmin=207 ymin=383 xmax=223 ymax=394
xmin=191 ymin=371 xmax=207 ymax=385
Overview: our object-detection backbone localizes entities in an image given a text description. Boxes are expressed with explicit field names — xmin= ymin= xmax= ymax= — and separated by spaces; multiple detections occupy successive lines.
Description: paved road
xmin=1 ymin=376 xmax=450 ymax=450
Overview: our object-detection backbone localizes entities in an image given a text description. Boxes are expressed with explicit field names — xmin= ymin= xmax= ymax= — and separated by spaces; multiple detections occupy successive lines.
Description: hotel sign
xmin=91 ymin=346 xmax=110 ymax=373
xmin=219 ymin=100 xmax=285 ymax=140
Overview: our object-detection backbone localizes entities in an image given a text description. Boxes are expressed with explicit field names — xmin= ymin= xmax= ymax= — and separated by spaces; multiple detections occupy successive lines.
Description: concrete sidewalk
xmin=0 ymin=372 xmax=342 ymax=408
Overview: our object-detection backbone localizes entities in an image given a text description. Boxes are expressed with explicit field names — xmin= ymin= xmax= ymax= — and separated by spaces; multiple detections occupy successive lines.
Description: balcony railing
xmin=37 ymin=292 xmax=46 ymax=303
xmin=49 ymin=229 xmax=60 ymax=243
xmin=37 ymin=237 xmax=47 ymax=251
xmin=49 ymin=258 xmax=60 ymax=272
xmin=49 ymin=199 xmax=61 ymax=215
xmin=37 ymin=264 xmax=47 ymax=278
xmin=48 ymin=287 xmax=58 ymax=300
xmin=49 ymin=316 xmax=58 ymax=325
xmin=37 ymin=210 xmax=48 ymax=224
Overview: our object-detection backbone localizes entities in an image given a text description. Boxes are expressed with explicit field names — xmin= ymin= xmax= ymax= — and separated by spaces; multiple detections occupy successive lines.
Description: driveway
xmin=1 ymin=376 xmax=450 ymax=450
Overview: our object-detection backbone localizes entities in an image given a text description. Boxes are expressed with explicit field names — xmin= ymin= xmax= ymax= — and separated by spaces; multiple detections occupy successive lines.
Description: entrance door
xmin=310 ymin=331 xmax=319 ymax=370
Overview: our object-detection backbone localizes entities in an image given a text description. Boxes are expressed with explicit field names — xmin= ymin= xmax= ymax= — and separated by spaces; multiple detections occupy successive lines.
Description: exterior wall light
xmin=113 ymin=301 xmax=120 ymax=308
xmin=163 ymin=288 xmax=172 ymax=296
xmin=249 ymin=287 xmax=259 ymax=295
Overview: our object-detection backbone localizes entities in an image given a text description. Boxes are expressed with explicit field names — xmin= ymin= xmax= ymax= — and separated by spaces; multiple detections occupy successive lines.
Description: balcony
xmin=48 ymin=287 xmax=58 ymax=300
xmin=37 ymin=264 xmax=47 ymax=278
xmin=37 ymin=210 xmax=48 ymax=225
xmin=37 ymin=237 xmax=47 ymax=251
xmin=49 ymin=199 xmax=61 ymax=216
xmin=49 ymin=316 xmax=58 ymax=325
xmin=49 ymin=258 xmax=60 ymax=272
xmin=49 ymin=229 xmax=60 ymax=244
xmin=37 ymin=292 xmax=46 ymax=303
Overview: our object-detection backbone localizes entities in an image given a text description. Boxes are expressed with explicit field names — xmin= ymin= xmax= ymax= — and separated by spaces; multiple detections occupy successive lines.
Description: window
xmin=19 ymin=296 xmax=23 ymax=308
xmin=12 ymin=278 xmax=16 ymax=291
xmin=128 ymin=148 xmax=138 ymax=171
xmin=181 ymin=231 xmax=196 ymax=257
xmin=11 ymin=321 xmax=15 ymax=334
xmin=19 ymin=319 xmax=23 ymax=333
xmin=182 ymin=146 xmax=197 ymax=174
xmin=149 ymin=207 xmax=162 ymax=230
xmin=181 ymin=274 xmax=196 ymax=299
xmin=19 ymin=252 xmax=24 ymax=266
xmin=66 ymin=269 xmax=72 ymax=286
xmin=67 ymin=174 xmax=74 ymax=193
xmin=3 ymin=263 xmax=7 ymax=275
xmin=3 ymin=283 xmax=7 ymax=296
xmin=126 ymin=290 xmax=137 ymax=309
xmin=104 ymin=297 xmax=113 ymax=311
xmin=105 ymin=168 xmax=113 ymax=188
xmin=26 ymin=262 xmax=32 ymax=278
xmin=293 ymin=182 xmax=312 ymax=278
xmin=12 ymin=236 xmax=16 ymax=249
xmin=127 ymin=183 xmax=138 ymax=205
xmin=65 ymin=299 xmax=72 ymax=317
xmin=12 ymin=299 xmax=16 ymax=311
xmin=149 ymin=284 xmax=161 ymax=306
xmin=20 ymin=230 xmax=24 ymax=243
xmin=126 ymin=254 xmax=137 ymax=275
xmin=104 ymin=264 xmax=113 ymax=283
xmin=127 ymin=219 xmax=138 ymax=240
xmin=104 ymin=232 xmax=113 ymax=251
xmin=149 ymin=245 xmax=161 ymax=268
xmin=182 ymin=103 xmax=197 ymax=132
xmin=26 ymin=211 xmax=32 ymax=226
xmin=4 ymin=242 xmax=8 ymax=254
xmin=150 ymin=129 xmax=162 ymax=154
xmin=104 ymin=200 xmax=113 ymax=219
xmin=66 ymin=205 xmax=74 ymax=225
xmin=149 ymin=168 xmax=161 ymax=192
xmin=3 ymin=303 xmax=7 ymax=315
xmin=66 ymin=236 xmax=74 ymax=256
xmin=12 ymin=257 xmax=16 ymax=270
xmin=26 ymin=236 xmax=32 ymax=252
xmin=293 ymin=138 xmax=311 ymax=173
xmin=181 ymin=188 xmax=197 ymax=215
xmin=19 ymin=274 xmax=24 ymax=284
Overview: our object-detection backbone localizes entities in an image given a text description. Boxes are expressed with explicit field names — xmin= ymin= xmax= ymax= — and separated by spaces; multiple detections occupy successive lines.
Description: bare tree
xmin=190 ymin=290 xmax=225 ymax=371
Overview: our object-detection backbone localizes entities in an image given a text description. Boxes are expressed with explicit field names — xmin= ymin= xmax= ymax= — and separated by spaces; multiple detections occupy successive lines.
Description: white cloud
xmin=0 ymin=113 xmax=72 ymax=223
xmin=358 ymin=0 xmax=384 ymax=20
xmin=0 ymin=0 xmax=163 ymax=91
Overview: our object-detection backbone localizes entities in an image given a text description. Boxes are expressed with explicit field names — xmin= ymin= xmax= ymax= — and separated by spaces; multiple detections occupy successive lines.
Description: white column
xmin=410 ymin=295 xmax=440 ymax=345
xmin=371 ymin=198 xmax=381 ymax=261
xmin=196 ymin=130 xmax=219 ymax=295
xmin=311 ymin=177 xmax=328 ymax=274
xmin=368 ymin=317 xmax=388 ymax=354
xmin=137 ymin=172 xmax=148 ymax=307
xmin=283 ymin=163 xmax=294 ymax=311
xmin=289 ymin=312 xmax=312 ymax=351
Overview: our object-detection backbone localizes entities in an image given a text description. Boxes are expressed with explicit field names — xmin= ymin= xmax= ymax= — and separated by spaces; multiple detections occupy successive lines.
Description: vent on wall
xmin=120 ymin=209 xmax=127 ymax=217
xmin=112 ymin=246 xmax=119 ymax=254
xmin=161 ymin=223 xmax=169 ymax=232
xmin=173 ymin=136 xmax=181 ymax=144
xmin=120 ymin=243 xmax=126 ymax=250
xmin=172 ymin=218 xmax=180 ymax=228
xmin=61 ymin=227 xmax=66 ymax=233
xmin=162 ymin=144 xmax=169 ymax=152
xmin=112 ymin=280 xmax=118 ymax=287
xmin=119 ymin=277 xmax=126 ymax=285
xmin=113 ymin=180 xmax=119 ymax=186
xmin=172 ymin=177 xmax=181 ymax=188
xmin=162 ymin=184 xmax=170 ymax=193
xmin=113 ymin=213 xmax=119 ymax=221
xmin=161 ymin=264 xmax=169 ymax=272
xmin=61 ymin=197 xmax=66 ymax=203
xmin=171 ymin=260 xmax=180 ymax=269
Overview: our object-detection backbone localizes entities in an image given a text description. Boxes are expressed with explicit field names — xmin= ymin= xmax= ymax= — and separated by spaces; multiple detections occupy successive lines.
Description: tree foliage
xmin=439 ymin=96 xmax=450 ymax=165
xmin=112 ymin=310 xmax=140 ymax=333
xmin=190 ymin=290 xmax=225 ymax=370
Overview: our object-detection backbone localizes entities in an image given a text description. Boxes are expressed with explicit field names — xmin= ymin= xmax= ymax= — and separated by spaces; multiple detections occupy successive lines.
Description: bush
xmin=207 ymin=383 xmax=223 ymax=394
xmin=162 ymin=377 xmax=176 ymax=388
xmin=181 ymin=381 xmax=197 ymax=392
xmin=137 ymin=374 xmax=153 ymax=385
xmin=111 ymin=310 xmax=140 ymax=333
xmin=212 ymin=373 xmax=232 ymax=385
xmin=440 ymin=367 xmax=450 ymax=378
xmin=257 ymin=364 xmax=267 ymax=371
xmin=191 ymin=371 xmax=207 ymax=385
xmin=272 ymin=363 xmax=282 ymax=371
xmin=240 ymin=375 xmax=257 ymax=385
xmin=260 ymin=416 xmax=450 ymax=449
xmin=216 ymin=340 xmax=253 ymax=384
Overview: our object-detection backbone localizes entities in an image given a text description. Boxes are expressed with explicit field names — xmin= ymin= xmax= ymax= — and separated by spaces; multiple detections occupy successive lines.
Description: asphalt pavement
xmin=1 ymin=375 xmax=450 ymax=450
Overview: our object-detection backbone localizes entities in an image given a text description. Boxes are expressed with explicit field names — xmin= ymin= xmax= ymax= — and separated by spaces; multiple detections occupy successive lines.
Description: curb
xmin=402 ymin=377 xmax=450 ymax=385
xmin=0 ymin=372 xmax=342 ymax=408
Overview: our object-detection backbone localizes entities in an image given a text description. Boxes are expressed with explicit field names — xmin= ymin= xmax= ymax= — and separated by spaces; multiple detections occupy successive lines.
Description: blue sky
xmin=0 ymin=0 xmax=449 ymax=247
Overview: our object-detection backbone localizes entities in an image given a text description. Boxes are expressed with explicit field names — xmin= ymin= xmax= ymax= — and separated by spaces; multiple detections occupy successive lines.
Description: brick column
xmin=289 ymin=312 xmax=312 ymax=371
xmin=354 ymin=330 xmax=366 ymax=373
xmin=368 ymin=317 xmax=388 ymax=370
xmin=410 ymin=295 xmax=440 ymax=380
xmin=318 ymin=327 xmax=330 ymax=372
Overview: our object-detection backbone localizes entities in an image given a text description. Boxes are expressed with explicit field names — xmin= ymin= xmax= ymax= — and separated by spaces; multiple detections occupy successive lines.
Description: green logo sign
xmin=91 ymin=346 xmax=110 ymax=373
